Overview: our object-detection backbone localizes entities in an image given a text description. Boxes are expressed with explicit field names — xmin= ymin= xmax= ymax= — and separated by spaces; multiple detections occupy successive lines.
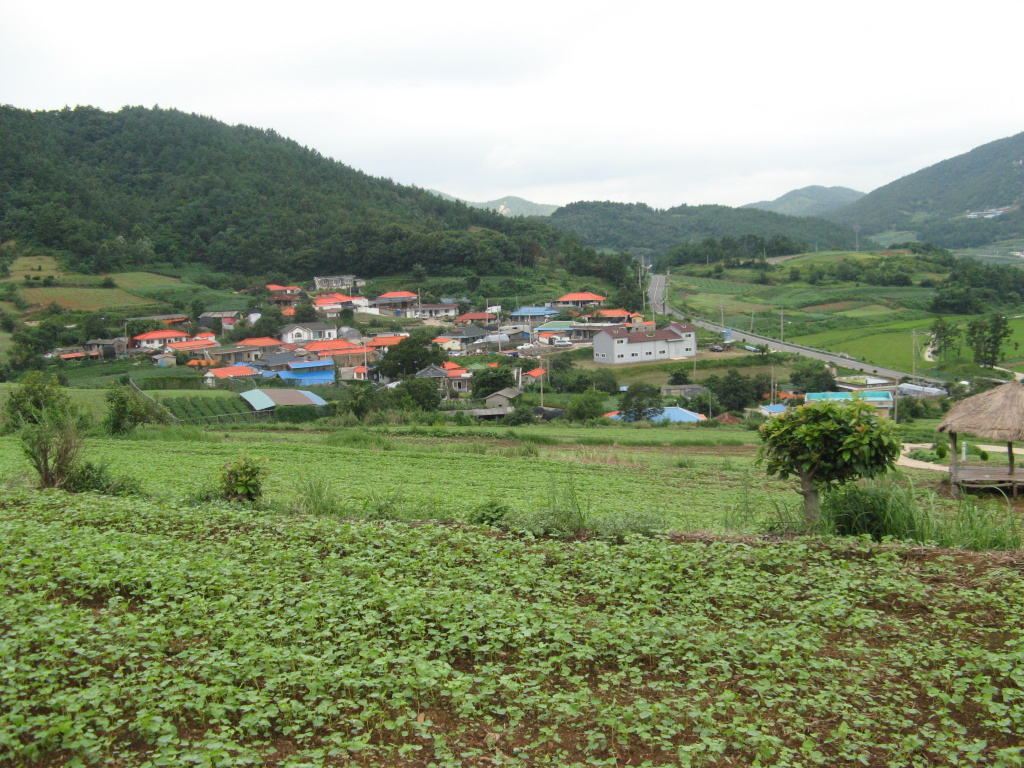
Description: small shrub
xmin=469 ymin=499 xmax=513 ymax=525
xmin=218 ymin=455 xmax=268 ymax=502
xmin=63 ymin=461 xmax=144 ymax=496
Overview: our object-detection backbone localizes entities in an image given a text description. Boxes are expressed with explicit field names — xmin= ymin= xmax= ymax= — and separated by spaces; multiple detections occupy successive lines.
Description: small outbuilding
xmin=938 ymin=380 xmax=1024 ymax=496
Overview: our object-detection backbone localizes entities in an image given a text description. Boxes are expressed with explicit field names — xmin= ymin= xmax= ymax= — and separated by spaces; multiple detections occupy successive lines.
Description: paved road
xmin=648 ymin=273 xmax=946 ymax=387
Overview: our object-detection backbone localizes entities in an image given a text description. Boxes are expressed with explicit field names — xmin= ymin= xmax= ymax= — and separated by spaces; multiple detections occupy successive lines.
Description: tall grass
xmin=820 ymin=478 xmax=1021 ymax=551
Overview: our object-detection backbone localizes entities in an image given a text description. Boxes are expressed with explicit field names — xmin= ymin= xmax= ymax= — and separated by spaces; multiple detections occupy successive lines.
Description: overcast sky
xmin=3 ymin=1 xmax=1021 ymax=209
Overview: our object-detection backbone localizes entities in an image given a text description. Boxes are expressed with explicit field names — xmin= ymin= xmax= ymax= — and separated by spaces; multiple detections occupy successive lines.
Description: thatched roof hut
xmin=938 ymin=380 xmax=1024 ymax=480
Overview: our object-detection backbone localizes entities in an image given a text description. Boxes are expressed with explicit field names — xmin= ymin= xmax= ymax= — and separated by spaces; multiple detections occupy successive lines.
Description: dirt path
xmin=897 ymin=443 xmax=947 ymax=473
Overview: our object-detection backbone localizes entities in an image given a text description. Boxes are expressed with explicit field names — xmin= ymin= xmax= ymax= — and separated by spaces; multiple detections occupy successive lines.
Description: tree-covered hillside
xmin=742 ymin=185 xmax=864 ymax=217
xmin=823 ymin=131 xmax=1024 ymax=247
xmin=546 ymin=201 xmax=865 ymax=260
xmin=0 ymin=106 xmax=603 ymax=279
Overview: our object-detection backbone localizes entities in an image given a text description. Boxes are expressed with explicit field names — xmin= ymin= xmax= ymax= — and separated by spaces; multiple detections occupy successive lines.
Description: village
xmin=39 ymin=273 xmax=948 ymax=426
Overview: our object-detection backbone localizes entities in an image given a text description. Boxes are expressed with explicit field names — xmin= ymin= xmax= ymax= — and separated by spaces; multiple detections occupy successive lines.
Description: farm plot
xmin=21 ymin=286 xmax=155 ymax=311
xmin=108 ymin=271 xmax=183 ymax=291
xmin=0 ymin=434 xmax=780 ymax=530
xmin=1 ymin=489 xmax=1022 ymax=767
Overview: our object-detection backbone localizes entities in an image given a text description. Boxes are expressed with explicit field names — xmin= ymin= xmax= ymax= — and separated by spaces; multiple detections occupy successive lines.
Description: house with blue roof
xmin=263 ymin=359 xmax=335 ymax=386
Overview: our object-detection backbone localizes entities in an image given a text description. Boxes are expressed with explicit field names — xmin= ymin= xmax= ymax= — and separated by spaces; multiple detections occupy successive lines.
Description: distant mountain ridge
xmin=430 ymin=191 xmax=558 ymax=217
xmin=743 ymin=186 xmax=864 ymax=217
xmin=546 ymin=201 xmax=865 ymax=260
xmin=822 ymin=131 xmax=1024 ymax=247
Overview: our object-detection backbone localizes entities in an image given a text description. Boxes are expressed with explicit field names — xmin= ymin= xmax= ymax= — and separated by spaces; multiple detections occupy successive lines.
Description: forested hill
xmin=742 ymin=185 xmax=864 ymax=217
xmin=546 ymin=201 xmax=865 ymax=260
xmin=0 ymin=105 xmax=609 ymax=279
xmin=821 ymin=131 xmax=1024 ymax=247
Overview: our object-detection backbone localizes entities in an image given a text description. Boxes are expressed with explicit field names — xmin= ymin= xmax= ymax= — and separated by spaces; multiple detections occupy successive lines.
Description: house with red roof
xmin=522 ymin=367 xmax=547 ymax=384
xmin=373 ymin=291 xmax=419 ymax=311
xmin=587 ymin=308 xmax=642 ymax=324
xmin=454 ymin=311 xmax=497 ymax=325
xmin=367 ymin=334 xmax=410 ymax=352
xmin=553 ymin=291 xmax=606 ymax=309
xmin=204 ymin=365 xmax=261 ymax=385
xmin=266 ymin=284 xmax=300 ymax=294
xmin=133 ymin=329 xmax=190 ymax=350
xmin=592 ymin=322 xmax=697 ymax=365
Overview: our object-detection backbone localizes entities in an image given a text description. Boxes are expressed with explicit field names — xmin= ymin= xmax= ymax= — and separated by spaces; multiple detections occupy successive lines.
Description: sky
xmin=2 ymin=0 xmax=1022 ymax=209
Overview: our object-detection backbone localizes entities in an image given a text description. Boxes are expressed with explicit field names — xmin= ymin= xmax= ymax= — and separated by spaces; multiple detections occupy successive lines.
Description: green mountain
xmin=742 ymin=186 xmax=864 ymax=217
xmin=431 ymin=192 xmax=558 ymax=217
xmin=0 ymin=105 xmax=613 ymax=281
xmin=822 ymin=131 xmax=1024 ymax=248
xmin=546 ymin=201 xmax=865 ymax=260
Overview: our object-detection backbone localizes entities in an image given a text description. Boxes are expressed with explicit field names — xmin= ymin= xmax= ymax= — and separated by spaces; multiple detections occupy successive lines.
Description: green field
xmin=2 ymin=488 xmax=1022 ymax=767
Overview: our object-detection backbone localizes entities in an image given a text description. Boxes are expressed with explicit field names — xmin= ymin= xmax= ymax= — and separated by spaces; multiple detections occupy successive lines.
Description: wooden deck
xmin=950 ymin=465 xmax=1024 ymax=496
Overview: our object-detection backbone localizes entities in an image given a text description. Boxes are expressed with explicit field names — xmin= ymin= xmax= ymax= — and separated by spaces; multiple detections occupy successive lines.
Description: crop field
xmin=0 ymin=431 xmax=786 ymax=530
xmin=1 ymin=254 xmax=62 ymax=281
xmin=108 ymin=271 xmax=183 ymax=291
xmin=21 ymin=286 xmax=156 ymax=311
xmin=2 ymin=488 xmax=1022 ymax=767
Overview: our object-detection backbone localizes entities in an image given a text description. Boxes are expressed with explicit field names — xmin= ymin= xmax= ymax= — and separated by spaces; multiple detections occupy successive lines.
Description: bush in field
xmin=217 ymin=455 xmax=269 ymax=502
xmin=63 ymin=461 xmax=144 ymax=496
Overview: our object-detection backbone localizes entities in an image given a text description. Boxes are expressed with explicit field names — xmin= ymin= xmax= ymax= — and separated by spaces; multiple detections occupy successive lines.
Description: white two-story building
xmin=592 ymin=322 xmax=697 ymax=365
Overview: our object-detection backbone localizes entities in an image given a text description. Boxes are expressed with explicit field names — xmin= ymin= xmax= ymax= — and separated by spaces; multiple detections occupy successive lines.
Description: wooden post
xmin=949 ymin=432 xmax=959 ymax=484
xmin=1008 ymin=441 xmax=1015 ymax=476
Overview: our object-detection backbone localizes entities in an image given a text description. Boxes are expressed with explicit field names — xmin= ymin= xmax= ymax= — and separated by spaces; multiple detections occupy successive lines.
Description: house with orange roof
xmin=367 ymin=334 xmax=410 ymax=352
xmin=373 ymin=291 xmax=419 ymax=312
xmin=133 ymin=329 xmax=190 ymax=350
xmin=454 ymin=311 xmax=497 ymax=325
xmin=266 ymin=284 xmax=300 ymax=294
xmin=588 ymin=308 xmax=642 ymax=324
xmin=553 ymin=291 xmax=606 ymax=309
xmin=302 ymin=338 xmax=358 ymax=354
xmin=522 ymin=367 xmax=547 ymax=384
xmin=203 ymin=364 xmax=261 ymax=385
xmin=235 ymin=337 xmax=284 ymax=353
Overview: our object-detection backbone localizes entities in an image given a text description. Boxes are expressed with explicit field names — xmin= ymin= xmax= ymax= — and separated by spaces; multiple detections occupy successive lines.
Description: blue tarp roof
xmin=608 ymin=406 xmax=706 ymax=423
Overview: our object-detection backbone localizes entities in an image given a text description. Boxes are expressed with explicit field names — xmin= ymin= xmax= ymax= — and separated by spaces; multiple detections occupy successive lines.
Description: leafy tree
xmin=471 ymin=367 xmax=516 ymax=400
xmin=613 ymin=283 xmax=644 ymax=313
xmin=619 ymin=383 xmax=665 ymax=422
xmin=703 ymin=369 xmax=767 ymax=412
xmin=667 ymin=366 xmax=691 ymax=386
xmin=375 ymin=329 xmax=445 ymax=379
xmin=292 ymin=301 xmax=318 ymax=323
xmin=965 ymin=314 xmax=1010 ymax=367
xmin=103 ymin=384 xmax=164 ymax=435
xmin=566 ymin=389 xmax=608 ymax=421
xmin=789 ymin=361 xmax=837 ymax=394
xmin=929 ymin=317 xmax=960 ymax=361
xmin=590 ymin=369 xmax=619 ymax=394
xmin=758 ymin=399 xmax=900 ymax=524
xmin=394 ymin=377 xmax=442 ymax=412
xmin=3 ymin=371 xmax=73 ymax=432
